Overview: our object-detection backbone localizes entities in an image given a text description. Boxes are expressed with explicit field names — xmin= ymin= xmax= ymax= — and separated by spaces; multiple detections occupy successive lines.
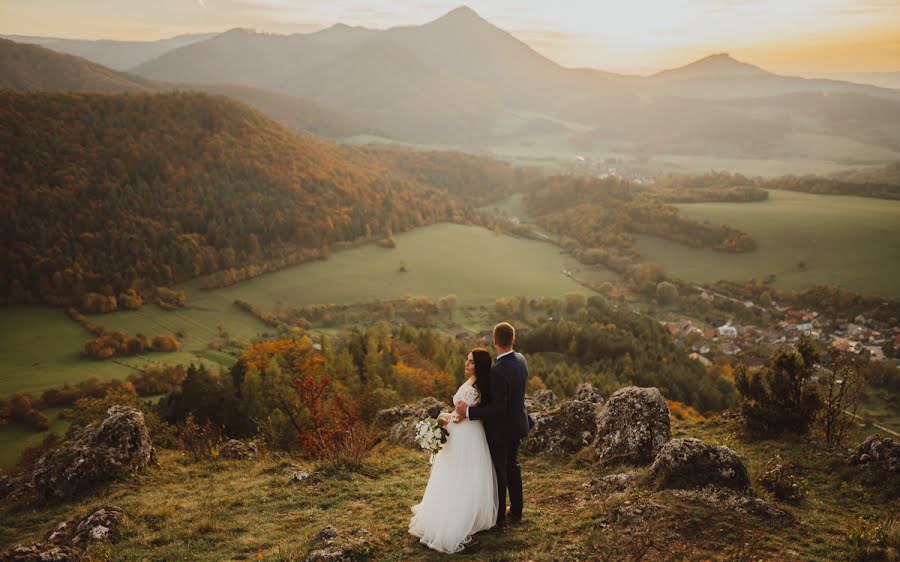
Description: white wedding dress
xmin=409 ymin=379 xmax=498 ymax=553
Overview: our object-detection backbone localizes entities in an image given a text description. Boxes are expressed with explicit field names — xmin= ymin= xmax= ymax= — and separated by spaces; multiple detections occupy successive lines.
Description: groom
xmin=456 ymin=322 xmax=531 ymax=528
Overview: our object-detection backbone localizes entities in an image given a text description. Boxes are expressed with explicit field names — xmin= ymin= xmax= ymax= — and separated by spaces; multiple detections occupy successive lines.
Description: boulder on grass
xmin=305 ymin=526 xmax=374 ymax=562
xmin=595 ymin=387 xmax=671 ymax=467
xmin=524 ymin=400 xmax=600 ymax=456
xmin=32 ymin=406 xmax=156 ymax=500
xmin=573 ymin=383 xmax=604 ymax=405
xmin=847 ymin=434 xmax=900 ymax=474
xmin=220 ymin=439 xmax=258 ymax=461
xmin=377 ymin=397 xmax=451 ymax=449
xmin=649 ymin=438 xmax=751 ymax=494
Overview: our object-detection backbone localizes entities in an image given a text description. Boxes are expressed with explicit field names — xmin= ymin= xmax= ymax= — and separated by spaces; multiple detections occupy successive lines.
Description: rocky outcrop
xmin=524 ymin=400 xmax=600 ymax=456
xmin=584 ymin=472 xmax=641 ymax=497
xmin=1 ymin=506 xmax=126 ymax=562
xmin=574 ymin=383 xmax=604 ymax=405
xmin=32 ymin=406 xmax=156 ymax=500
xmin=376 ymin=397 xmax=451 ymax=449
xmin=526 ymin=389 xmax=559 ymax=413
xmin=46 ymin=506 xmax=126 ymax=548
xmin=220 ymin=439 xmax=258 ymax=461
xmin=0 ymin=545 xmax=79 ymax=562
xmin=649 ymin=438 xmax=751 ymax=494
xmin=847 ymin=434 xmax=900 ymax=474
xmin=305 ymin=526 xmax=374 ymax=562
xmin=290 ymin=470 xmax=314 ymax=484
xmin=595 ymin=387 xmax=671 ymax=467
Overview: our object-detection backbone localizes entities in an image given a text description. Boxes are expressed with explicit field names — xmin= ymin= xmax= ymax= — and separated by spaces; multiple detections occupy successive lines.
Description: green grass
xmin=653 ymin=154 xmax=878 ymax=177
xmin=2 ymin=417 xmax=895 ymax=560
xmin=0 ymin=407 xmax=70 ymax=468
xmin=173 ymin=222 xmax=595 ymax=312
xmin=2 ymin=223 xmax=596 ymax=395
xmin=635 ymin=189 xmax=900 ymax=298
xmin=0 ymin=307 xmax=142 ymax=396
xmin=0 ymin=223 xmax=602 ymax=466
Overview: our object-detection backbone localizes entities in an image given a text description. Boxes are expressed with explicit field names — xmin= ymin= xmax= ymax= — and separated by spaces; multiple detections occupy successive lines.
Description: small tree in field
xmin=817 ymin=349 xmax=865 ymax=450
xmin=437 ymin=294 xmax=458 ymax=322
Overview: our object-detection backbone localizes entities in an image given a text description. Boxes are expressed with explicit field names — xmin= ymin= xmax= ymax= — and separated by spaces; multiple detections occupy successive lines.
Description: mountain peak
xmin=654 ymin=52 xmax=770 ymax=79
xmin=433 ymin=5 xmax=487 ymax=25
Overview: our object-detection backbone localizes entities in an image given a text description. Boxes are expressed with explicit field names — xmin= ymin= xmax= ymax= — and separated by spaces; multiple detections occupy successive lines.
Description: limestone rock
xmin=527 ymin=389 xmax=559 ymax=412
xmin=47 ymin=506 xmax=126 ymax=548
xmin=374 ymin=404 xmax=413 ymax=429
xmin=32 ymin=406 xmax=155 ymax=500
xmin=2 ymin=506 xmax=125 ymax=562
xmin=377 ymin=397 xmax=451 ymax=449
xmin=847 ymin=434 xmax=900 ymax=473
xmin=649 ymin=438 xmax=751 ymax=493
xmin=220 ymin=439 xmax=258 ymax=461
xmin=0 ymin=544 xmax=80 ymax=562
xmin=289 ymin=471 xmax=313 ymax=484
xmin=595 ymin=387 xmax=671 ymax=467
xmin=586 ymin=472 xmax=641 ymax=495
xmin=524 ymin=400 xmax=600 ymax=456
xmin=666 ymin=486 xmax=790 ymax=520
xmin=574 ymin=383 xmax=604 ymax=405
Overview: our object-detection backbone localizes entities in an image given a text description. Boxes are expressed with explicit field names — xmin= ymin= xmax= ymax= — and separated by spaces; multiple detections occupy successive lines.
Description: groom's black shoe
xmin=506 ymin=510 xmax=522 ymax=524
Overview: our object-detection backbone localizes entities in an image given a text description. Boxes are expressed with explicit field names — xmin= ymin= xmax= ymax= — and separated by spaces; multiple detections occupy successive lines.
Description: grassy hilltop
xmin=1 ymin=415 xmax=895 ymax=561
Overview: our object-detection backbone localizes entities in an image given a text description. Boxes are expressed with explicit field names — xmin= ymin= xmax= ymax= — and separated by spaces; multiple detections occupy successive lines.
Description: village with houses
xmin=661 ymin=285 xmax=900 ymax=374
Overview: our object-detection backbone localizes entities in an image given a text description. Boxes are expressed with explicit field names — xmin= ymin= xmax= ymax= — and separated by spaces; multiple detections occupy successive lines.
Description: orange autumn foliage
xmin=240 ymin=337 xmax=325 ymax=376
xmin=666 ymin=399 xmax=705 ymax=422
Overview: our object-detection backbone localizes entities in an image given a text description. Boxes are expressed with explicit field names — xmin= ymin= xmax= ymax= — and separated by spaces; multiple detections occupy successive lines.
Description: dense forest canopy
xmin=0 ymin=91 xmax=468 ymax=309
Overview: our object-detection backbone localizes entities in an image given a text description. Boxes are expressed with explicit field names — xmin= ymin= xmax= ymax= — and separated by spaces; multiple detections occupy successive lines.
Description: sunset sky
xmin=1 ymin=0 xmax=899 ymax=74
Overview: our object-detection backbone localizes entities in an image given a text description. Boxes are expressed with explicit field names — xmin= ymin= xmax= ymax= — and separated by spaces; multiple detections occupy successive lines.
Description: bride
xmin=409 ymin=348 xmax=498 ymax=553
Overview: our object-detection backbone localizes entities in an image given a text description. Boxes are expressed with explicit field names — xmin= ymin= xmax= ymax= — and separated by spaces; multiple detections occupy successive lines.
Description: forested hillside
xmin=0 ymin=91 xmax=465 ymax=309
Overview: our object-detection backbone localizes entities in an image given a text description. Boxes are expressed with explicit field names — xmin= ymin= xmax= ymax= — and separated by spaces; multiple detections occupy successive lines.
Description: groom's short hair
xmin=493 ymin=322 xmax=515 ymax=348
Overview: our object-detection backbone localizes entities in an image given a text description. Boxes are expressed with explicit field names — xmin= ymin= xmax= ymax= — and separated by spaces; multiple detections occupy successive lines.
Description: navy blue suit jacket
xmin=468 ymin=351 xmax=531 ymax=444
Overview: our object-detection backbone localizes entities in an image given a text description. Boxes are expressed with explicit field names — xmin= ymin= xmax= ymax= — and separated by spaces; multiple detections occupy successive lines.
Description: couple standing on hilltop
xmin=408 ymin=322 xmax=532 ymax=554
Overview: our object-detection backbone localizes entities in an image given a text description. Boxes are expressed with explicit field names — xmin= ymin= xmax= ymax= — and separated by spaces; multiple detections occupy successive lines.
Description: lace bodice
xmin=453 ymin=380 xmax=480 ymax=407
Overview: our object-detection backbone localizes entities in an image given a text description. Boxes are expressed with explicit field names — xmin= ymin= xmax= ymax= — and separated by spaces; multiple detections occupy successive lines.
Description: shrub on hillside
xmin=734 ymin=335 xmax=823 ymax=436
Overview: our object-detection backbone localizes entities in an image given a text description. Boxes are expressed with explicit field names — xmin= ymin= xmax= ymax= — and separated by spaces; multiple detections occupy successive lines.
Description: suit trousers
xmin=488 ymin=439 xmax=523 ymax=524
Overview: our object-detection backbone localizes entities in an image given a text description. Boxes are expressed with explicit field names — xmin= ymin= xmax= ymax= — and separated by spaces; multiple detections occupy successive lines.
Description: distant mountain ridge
xmin=1 ymin=33 xmax=216 ymax=70
xmin=0 ymin=39 xmax=369 ymax=139
xmin=7 ymin=5 xmax=900 ymax=160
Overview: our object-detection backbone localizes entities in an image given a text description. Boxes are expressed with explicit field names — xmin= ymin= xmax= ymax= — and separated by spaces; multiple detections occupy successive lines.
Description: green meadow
xmin=2 ymin=223 xmax=603 ymax=397
xmin=0 ymin=222 xmax=606 ymax=466
xmin=636 ymin=189 xmax=900 ymax=298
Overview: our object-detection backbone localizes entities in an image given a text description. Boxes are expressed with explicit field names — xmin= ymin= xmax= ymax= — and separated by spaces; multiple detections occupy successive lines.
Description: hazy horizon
xmin=1 ymin=0 xmax=899 ymax=75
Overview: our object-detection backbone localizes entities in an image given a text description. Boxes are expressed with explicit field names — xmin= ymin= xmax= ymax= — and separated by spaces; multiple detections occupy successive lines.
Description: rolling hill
xmin=0 ymin=38 xmax=368 ymax=139
xmin=1 ymin=33 xmax=216 ymax=71
xmin=0 ymin=90 xmax=465 ymax=308
xmin=0 ymin=38 xmax=155 ymax=93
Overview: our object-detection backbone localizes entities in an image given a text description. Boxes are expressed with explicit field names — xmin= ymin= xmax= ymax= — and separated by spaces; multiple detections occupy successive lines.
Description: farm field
xmin=635 ymin=190 xmax=900 ymax=298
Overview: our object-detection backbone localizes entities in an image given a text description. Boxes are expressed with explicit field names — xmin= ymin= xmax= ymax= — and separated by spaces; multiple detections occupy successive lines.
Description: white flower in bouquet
xmin=414 ymin=418 xmax=449 ymax=462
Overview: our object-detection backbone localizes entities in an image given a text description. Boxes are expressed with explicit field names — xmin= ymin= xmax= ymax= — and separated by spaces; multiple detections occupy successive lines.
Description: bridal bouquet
xmin=414 ymin=418 xmax=449 ymax=461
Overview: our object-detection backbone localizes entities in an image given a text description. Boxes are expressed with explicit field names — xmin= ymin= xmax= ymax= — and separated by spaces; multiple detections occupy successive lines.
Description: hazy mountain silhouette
xmin=12 ymin=5 xmax=900 ymax=158
xmin=646 ymin=52 xmax=900 ymax=101
xmin=0 ymin=39 xmax=156 ymax=92
xmin=0 ymin=38 xmax=368 ymax=138
xmin=1 ymin=33 xmax=215 ymax=71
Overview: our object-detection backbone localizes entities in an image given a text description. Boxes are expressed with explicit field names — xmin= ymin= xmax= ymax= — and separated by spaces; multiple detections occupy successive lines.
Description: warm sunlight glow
xmin=0 ymin=0 xmax=898 ymax=73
